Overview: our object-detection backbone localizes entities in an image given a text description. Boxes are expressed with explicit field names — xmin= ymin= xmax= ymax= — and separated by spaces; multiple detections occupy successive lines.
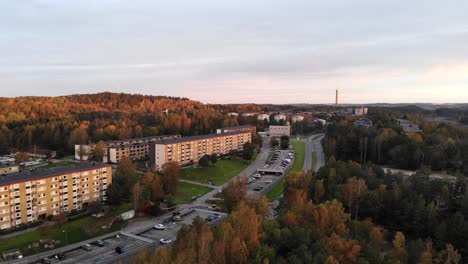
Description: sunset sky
xmin=1 ymin=0 xmax=468 ymax=104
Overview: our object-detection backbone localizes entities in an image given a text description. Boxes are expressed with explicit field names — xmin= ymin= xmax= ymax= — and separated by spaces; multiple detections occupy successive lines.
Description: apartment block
xmin=0 ymin=164 xmax=20 ymax=175
xmin=151 ymin=131 xmax=252 ymax=170
xmin=75 ymin=135 xmax=180 ymax=163
xmin=257 ymin=114 xmax=270 ymax=121
xmin=269 ymin=125 xmax=291 ymax=137
xmin=274 ymin=114 xmax=287 ymax=122
xmin=291 ymin=115 xmax=304 ymax=123
xmin=216 ymin=125 xmax=256 ymax=135
xmin=0 ymin=164 xmax=111 ymax=230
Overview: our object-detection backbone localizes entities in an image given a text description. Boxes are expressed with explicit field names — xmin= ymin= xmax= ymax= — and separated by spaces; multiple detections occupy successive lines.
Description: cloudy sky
xmin=1 ymin=0 xmax=468 ymax=104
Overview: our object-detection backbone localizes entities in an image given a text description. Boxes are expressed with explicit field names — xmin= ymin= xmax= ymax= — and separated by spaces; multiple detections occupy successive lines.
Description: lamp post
xmin=62 ymin=230 xmax=68 ymax=246
xmin=116 ymin=233 xmax=123 ymax=247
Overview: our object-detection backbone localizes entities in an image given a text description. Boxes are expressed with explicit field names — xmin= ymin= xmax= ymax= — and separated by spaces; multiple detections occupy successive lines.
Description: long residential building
xmin=151 ymin=131 xmax=252 ymax=169
xmin=0 ymin=163 xmax=112 ymax=230
xmin=216 ymin=125 xmax=256 ymax=135
xmin=75 ymin=135 xmax=181 ymax=163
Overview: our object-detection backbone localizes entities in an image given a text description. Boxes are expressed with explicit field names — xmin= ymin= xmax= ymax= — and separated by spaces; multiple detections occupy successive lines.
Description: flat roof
xmin=0 ymin=163 xmax=18 ymax=169
xmin=221 ymin=125 xmax=255 ymax=130
xmin=0 ymin=163 xmax=111 ymax=186
xmin=81 ymin=134 xmax=180 ymax=146
xmin=155 ymin=131 xmax=250 ymax=145
xmin=108 ymin=141 xmax=153 ymax=149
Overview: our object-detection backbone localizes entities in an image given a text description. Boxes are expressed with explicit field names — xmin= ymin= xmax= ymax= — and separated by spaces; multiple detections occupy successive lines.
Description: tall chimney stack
xmin=335 ymin=89 xmax=339 ymax=105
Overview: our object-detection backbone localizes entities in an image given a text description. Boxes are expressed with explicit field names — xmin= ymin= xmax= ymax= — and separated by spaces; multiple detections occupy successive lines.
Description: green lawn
xmin=289 ymin=141 xmax=305 ymax=173
xmin=266 ymin=141 xmax=306 ymax=201
xmin=175 ymin=181 xmax=212 ymax=204
xmin=0 ymin=205 xmax=129 ymax=256
xmin=180 ymin=158 xmax=252 ymax=186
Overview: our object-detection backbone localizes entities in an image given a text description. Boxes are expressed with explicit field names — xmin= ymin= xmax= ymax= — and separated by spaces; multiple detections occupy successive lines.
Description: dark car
xmin=254 ymin=186 xmax=263 ymax=191
xmin=93 ymin=240 xmax=105 ymax=247
xmin=115 ymin=246 xmax=128 ymax=254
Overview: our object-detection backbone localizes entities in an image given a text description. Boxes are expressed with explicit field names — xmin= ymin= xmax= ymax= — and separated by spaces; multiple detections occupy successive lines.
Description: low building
xmin=269 ymin=125 xmax=291 ymax=137
xmin=274 ymin=114 xmax=287 ymax=122
xmin=241 ymin=113 xmax=255 ymax=117
xmin=216 ymin=125 xmax=256 ymax=135
xmin=257 ymin=114 xmax=270 ymax=121
xmin=75 ymin=135 xmax=180 ymax=163
xmin=0 ymin=163 xmax=112 ymax=230
xmin=0 ymin=163 xmax=19 ymax=175
xmin=354 ymin=118 xmax=373 ymax=127
xmin=397 ymin=119 xmax=422 ymax=134
xmin=291 ymin=115 xmax=304 ymax=123
xmin=151 ymin=131 xmax=252 ymax=170
xmin=227 ymin=112 xmax=239 ymax=117
xmin=353 ymin=107 xmax=368 ymax=116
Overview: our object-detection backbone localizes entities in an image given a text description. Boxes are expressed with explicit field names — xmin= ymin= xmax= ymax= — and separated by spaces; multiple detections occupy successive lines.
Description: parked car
xmin=248 ymin=178 xmax=254 ymax=184
xmin=265 ymin=180 xmax=273 ymax=184
xmin=172 ymin=215 xmax=182 ymax=222
xmin=206 ymin=215 xmax=217 ymax=222
xmin=81 ymin=244 xmax=93 ymax=251
xmin=253 ymin=173 xmax=262 ymax=179
xmin=93 ymin=240 xmax=105 ymax=247
xmin=115 ymin=246 xmax=128 ymax=254
xmin=154 ymin=224 xmax=165 ymax=230
xmin=160 ymin=238 xmax=172 ymax=244
xmin=254 ymin=186 xmax=263 ymax=191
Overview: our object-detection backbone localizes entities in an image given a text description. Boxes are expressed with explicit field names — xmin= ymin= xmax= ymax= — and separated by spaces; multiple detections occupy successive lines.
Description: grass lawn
xmin=175 ymin=181 xmax=212 ymax=204
xmin=0 ymin=204 xmax=130 ymax=256
xmin=267 ymin=141 xmax=306 ymax=201
xmin=180 ymin=157 xmax=252 ymax=186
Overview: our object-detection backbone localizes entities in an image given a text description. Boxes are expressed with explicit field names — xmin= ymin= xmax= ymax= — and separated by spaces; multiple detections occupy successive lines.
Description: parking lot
xmin=27 ymin=209 xmax=226 ymax=264
xmin=248 ymin=149 xmax=294 ymax=193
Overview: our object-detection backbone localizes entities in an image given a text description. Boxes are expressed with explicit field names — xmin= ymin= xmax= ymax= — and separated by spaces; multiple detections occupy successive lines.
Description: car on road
xmin=254 ymin=186 xmax=263 ymax=191
xmin=154 ymin=224 xmax=166 ymax=230
xmin=93 ymin=240 xmax=105 ymax=247
xmin=160 ymin=238 xmax=172 ymax=244
xmin=115 ymin=246 xmax=128 ymax=254
xmin=81 ymin=244 xmax=93 ymax=251
xmin=206 ymin=214 xmax=217 ymax=221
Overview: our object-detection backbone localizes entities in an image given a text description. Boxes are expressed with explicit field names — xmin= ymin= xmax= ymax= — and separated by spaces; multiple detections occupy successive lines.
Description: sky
xmin=1 ymin=0 xmax=468 ymax=104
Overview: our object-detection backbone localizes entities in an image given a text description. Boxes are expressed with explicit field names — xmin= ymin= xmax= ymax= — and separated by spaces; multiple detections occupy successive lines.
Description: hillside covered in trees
xmin=0 ymin=93 xmax=249 ymax=155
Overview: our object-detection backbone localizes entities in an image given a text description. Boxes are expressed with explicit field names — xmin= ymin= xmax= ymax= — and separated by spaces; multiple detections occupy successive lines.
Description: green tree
xmin=242 ymin=142 xmax=254 ymax=160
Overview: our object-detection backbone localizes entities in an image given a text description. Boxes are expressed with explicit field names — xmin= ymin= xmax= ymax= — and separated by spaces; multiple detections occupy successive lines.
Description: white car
xmin=160 ymin=238 xmax=172 ymax=244
xmin=253 ymin=173 xmax=262 ymax=179
xmin=265 ymin=180 xmax=273 ymax=184
xmin=154 ymin=224 xmax=165 ymax=230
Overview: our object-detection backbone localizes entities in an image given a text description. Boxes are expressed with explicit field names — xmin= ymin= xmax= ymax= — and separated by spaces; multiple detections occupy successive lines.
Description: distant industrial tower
xmin=335 ymin=89 xmax=339 ymax=105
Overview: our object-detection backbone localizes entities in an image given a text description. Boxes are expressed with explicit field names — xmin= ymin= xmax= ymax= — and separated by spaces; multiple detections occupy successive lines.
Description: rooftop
xmin=155 ymin=131 xmax=250 ymax=145
xmin=221 ymin=125 xmax=255 ymax=130
xmin=0 ymin=163 xmax=17 ymax=169
xmin=81 ymin=134 xmax=180 ymax=146
xmin=0 ymin=163 xmax=110 ymax=186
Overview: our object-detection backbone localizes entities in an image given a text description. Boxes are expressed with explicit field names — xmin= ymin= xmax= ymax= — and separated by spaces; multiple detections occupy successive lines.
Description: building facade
xmin=291 ymin=115 xmax=304 ymax=123
xmin=75 ymin=135 xmax=180 ymax=163
xmin=216 ymin=125 xmax=256 ymax=135
xmin=257 ymin=114 xmax=270 ymax=121
xmin=0 ymin=164 xmax=20 ymax=175
xmin=151 ymin=131 xmax=252 ymax=170
xmin=269 ymin=125 xmax=291 ymax=137
xmin=274 ymin=114 xmax=287 ymax=122
xmin=0 ymin=164 xmax=112 ymax=230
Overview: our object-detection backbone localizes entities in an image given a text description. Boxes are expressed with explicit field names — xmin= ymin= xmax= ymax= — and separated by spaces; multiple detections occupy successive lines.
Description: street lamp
xmin=62 ymin=230 xmax=68 ymax=246
xmin=116 ymin=233 xmax=123 ymax=247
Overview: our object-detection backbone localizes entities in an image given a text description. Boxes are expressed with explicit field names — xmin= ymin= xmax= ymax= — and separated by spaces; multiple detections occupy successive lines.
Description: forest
xmin=129 ymin=160 xmax=464 ymax=263
xmin=324 ymin=109 xmax=468 ymax=173
xmin=0 ymin=93 xmax=247 ymax=155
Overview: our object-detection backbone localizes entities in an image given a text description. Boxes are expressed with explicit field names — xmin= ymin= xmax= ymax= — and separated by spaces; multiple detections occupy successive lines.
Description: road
xmin=302 ymin=133 xmax=325 ymax=173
